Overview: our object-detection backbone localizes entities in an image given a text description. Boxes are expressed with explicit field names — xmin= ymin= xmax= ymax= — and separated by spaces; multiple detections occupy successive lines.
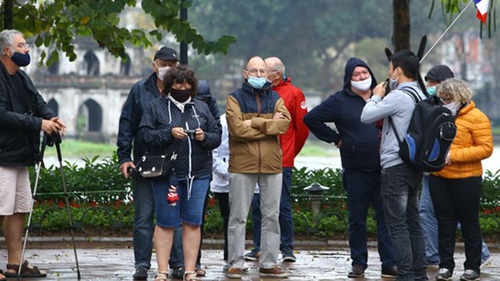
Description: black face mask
xmin=10 ymin=51 xmax=31 ymax=66
xmin=170 ymin=88 xmax=192 ymax=102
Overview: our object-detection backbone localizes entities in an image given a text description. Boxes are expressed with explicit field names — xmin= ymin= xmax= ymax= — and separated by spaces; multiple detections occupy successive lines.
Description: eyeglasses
xmin=245 ymin=68 xmax=267 ymax=75
xmin=13 ymin=43 xmax=29 ymax=49
xmin=440 ymin=96 xmax=454 ymax=103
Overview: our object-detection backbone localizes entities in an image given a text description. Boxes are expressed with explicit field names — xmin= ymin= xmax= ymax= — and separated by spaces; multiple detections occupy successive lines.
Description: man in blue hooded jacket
xmin=303 ymin=58 xmax=397 ymax=279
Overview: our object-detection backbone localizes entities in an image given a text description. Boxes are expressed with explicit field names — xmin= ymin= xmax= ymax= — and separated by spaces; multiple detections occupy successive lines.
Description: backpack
xmin=389 ymin=87 xmax=457 ymax=172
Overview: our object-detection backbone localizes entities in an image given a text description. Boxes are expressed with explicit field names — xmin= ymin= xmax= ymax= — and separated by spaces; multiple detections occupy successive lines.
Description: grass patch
xmin=44 ymin=139 xmax=341 ymax=159
xmin=298 ymin=140 xmax=339 ymax=157
xmin=43 ymin=139 xmax=116 ymax=158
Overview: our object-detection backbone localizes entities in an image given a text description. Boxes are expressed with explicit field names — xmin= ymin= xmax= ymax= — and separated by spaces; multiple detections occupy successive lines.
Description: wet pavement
xmin=1 ymin=238 xmax=499 ymax=280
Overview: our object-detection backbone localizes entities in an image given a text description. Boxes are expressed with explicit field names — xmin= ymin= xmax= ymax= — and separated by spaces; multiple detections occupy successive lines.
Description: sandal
xmin=5 ymin=260 xmax=47 ymax=278
xmin=154 ymin=271 xmax=168 ymax=281
xmin=195 ymin=266 xmax=206 ymax=277
xmin=183 ymin=270 xmax=202 ymax=281
xmin=0 ymin=269 xmax=6 ymax=281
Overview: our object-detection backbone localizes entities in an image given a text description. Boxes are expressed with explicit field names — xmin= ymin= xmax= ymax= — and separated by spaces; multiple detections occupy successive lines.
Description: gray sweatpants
xmin=227 ymin=173 xmax=282 ymax=269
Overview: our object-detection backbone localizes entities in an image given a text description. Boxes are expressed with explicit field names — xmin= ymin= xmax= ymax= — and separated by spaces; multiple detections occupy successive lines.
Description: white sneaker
xmin=480 ymin=256 xmax=493 ymax=269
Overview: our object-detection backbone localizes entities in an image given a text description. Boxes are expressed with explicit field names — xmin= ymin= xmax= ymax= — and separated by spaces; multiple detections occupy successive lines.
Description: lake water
xmin=295 ymin=146 xmax=500 ymax=175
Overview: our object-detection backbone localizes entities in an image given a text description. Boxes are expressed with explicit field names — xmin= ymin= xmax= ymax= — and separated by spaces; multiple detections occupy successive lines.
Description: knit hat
xmin=425 ymin=65 xmax=454 ymax=82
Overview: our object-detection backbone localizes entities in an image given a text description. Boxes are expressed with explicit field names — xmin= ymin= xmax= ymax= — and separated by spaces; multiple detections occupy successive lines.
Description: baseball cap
xmin=154 ymin=47 xmax=180 ymax=62
xmin=425 ymin=65 xmax=454 ymax=82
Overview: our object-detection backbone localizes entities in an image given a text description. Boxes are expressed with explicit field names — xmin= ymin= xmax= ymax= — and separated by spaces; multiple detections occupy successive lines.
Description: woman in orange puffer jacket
xmin=429 ymin=78 xmax=493 ymax=281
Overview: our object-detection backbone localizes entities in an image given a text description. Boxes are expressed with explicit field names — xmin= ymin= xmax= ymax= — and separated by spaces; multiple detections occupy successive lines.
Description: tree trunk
xmin=2 ymin=0 xmax=14 ymax=29
xmin=393 ymin=0 xmax=411 ymax=51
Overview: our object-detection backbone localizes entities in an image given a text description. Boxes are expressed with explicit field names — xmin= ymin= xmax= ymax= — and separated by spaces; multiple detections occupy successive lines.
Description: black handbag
xmin=136 ymin=105 xmax=191 ymax=179
xmin=136 ymin=147 xmax=178 ymax=179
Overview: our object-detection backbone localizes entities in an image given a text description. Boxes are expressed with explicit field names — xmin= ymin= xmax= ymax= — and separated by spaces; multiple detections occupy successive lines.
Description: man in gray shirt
xmin=360 ymin=49 xmax=428 ymax=281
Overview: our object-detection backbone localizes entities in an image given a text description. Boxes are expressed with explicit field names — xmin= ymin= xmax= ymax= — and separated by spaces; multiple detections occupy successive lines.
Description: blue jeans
xmin=343 ymin=169 xmax=396 ymax=270
xmin=250 ymin=168 xmax=294 ymax=254
xmin=133 ymin=178 xmax=155 ymax=269
xmin=153 ymin=175 xmax=210 ymax=227
xmin=168 ymin=178 xmax=210 ymax=269
xmin=419 ymin=174 xmax=440 ymax=265
xmin=381 ymin=164 xmax=427 ymax=281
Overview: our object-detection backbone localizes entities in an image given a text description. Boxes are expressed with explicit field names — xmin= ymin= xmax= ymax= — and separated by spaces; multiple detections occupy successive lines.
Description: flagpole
xmin=420 ymin=0 xmax=475 ymax=63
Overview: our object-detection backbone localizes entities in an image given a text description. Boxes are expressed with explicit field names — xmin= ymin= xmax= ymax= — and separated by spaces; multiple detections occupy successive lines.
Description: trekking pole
xmin=18 ymin=134 xmax=49 ymax=278
xmin=420 ymin=0 xmax=474 ymax=63
xmin=53 ymin=133 xmax=82 ymax=279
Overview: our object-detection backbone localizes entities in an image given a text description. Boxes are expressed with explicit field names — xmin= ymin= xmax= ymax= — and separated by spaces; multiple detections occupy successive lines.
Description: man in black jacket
xmin=303 ymin=58 xmax=396 ymax=279
xmin=0 ymin=29 xmax=66 ymax=278
xmin=117 ymin=46 xmax=180 ymax=280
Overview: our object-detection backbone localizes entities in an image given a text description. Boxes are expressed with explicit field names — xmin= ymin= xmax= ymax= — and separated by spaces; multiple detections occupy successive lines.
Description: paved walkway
xmin=1 ymin=239 xmax=499 ymax=280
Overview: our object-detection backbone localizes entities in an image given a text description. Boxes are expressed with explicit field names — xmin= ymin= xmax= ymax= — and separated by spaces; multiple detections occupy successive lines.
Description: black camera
xmin=185 ymin=129 xmax=196 ymax=140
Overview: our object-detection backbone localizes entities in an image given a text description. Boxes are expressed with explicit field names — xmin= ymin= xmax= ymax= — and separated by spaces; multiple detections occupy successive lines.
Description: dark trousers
xmin=214 ymin=192 xmax=230 ymax=261
xmin=429 ymin=175 xmax=482 ymax=273
xmin=343 ymin=169 xmax=396 ymax=270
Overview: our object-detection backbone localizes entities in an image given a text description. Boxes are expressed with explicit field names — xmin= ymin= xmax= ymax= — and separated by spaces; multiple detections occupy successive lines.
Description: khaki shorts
xmin=0 ymin=166 xmax=32 ymax=215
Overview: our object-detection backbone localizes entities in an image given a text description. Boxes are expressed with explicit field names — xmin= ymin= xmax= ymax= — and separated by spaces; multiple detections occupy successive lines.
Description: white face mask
xmin=443 ymin=101 xmax=461 ymax=116
xmin=351 ymin=77 xmax=372 ymax=91
xmin=389 ymin=68 xmax=399 ymax=90
xmin=157 ymin=66 xmax=171 ymax=81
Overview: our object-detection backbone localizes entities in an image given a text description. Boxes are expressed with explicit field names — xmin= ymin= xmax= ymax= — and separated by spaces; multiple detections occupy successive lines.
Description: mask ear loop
xmin=2 ymin=46 xmax=11 ymax=56
xmin=391 ymin=67 xmax=399 ymax=81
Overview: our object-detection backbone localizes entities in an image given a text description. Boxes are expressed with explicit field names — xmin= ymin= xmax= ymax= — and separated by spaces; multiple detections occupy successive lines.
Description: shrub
xmin=27 ymin=156 xmax=500 ymax=240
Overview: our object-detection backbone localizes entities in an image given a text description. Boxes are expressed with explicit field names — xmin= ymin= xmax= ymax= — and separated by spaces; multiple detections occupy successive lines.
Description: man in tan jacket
xmin=225 ymin=56 xmax=290 ymax=279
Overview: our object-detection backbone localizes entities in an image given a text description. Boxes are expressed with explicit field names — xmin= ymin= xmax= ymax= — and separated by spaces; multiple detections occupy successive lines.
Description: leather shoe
xmin=347 ymin=264 xmax=365 ymax=278
xmin=133 ymin=266 xmax=148 ymax=280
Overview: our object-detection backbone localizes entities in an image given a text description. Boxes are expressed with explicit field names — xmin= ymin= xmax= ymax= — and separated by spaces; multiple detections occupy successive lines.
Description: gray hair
xmin=436 ymin=78 xmax=473 ymax=104
xmin=0 ymin=29 xmax=22 ymax=50
xmin=267 ymin=59 xmax=286 ymax=75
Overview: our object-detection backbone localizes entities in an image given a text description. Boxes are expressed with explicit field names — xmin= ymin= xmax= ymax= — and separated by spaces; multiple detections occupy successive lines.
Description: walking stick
xmin=18 ymin=132 xmax=81 ymax=279
xmin=53 ymin=133 xmax=82 ymax=279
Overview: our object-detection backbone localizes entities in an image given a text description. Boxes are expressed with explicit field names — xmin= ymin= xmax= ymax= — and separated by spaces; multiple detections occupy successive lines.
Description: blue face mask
xmin=426 ymin=86 xmax=436 ymax=96
xmin=10 ymin=51 xmax=31 ymax=67
xmin=247 ymin=76 xmax=268 ymax=89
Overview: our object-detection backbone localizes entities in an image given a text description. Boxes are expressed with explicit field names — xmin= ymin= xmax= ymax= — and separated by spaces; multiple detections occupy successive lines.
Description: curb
xmin=2 ymin=237 xmax=499 ymax=250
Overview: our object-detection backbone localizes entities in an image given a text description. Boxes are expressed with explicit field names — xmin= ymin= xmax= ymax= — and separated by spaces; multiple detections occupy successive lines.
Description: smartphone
xmin=384 ymin=78 xmax=391 ymax=94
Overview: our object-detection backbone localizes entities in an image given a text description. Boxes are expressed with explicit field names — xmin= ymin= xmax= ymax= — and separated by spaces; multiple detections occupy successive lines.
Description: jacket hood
xmin=343 ymin=57 xmax=377 ymax=90
xmin=197 ymin=80 xmax=211 ymax=99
